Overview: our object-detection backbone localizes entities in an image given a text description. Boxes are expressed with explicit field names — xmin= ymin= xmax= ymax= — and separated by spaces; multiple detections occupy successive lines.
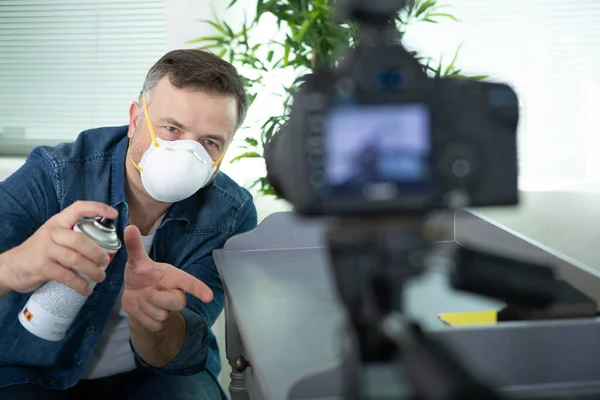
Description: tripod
xmin=325 ymin=214 xmax=560 ymax=400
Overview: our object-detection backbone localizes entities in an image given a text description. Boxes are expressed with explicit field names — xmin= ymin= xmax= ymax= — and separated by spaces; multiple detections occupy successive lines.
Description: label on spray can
xmin=18 ymin=216 xmax=122 ymax=341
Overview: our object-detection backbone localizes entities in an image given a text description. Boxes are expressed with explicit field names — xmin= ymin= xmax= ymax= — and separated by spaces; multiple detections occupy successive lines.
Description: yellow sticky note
xmin=438 ymin=310 xmax=498 ymax=327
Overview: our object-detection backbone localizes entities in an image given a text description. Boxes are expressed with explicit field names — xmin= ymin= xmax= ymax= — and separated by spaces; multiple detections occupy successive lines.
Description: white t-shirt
xmin=82 ymin=214 xmax=166 ymax=380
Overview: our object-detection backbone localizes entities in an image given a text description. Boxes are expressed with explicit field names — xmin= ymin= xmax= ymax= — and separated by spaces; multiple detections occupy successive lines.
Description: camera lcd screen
xmin=324 ymin=103 xmax=432 ymax=200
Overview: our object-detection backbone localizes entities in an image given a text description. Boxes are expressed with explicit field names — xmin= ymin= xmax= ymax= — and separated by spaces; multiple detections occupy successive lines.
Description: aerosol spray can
xmin=19 ymin=216 xmax=122 ymax=341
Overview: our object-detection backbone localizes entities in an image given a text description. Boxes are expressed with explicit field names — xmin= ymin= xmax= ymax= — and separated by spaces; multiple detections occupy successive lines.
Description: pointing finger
xmin=160 ymin=268 xmax=213 ymax=303
xmin=148 ymin=288 xmax=187 ymax=311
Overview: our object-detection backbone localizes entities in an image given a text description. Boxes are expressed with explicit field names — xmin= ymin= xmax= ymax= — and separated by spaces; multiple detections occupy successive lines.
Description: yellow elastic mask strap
xmin=142 ymin=92 xmax=160 ymax=148
xmin=212 ymin=142 xmax=230 ymax=168
xmin=129 ymin=92 xmax=159 ymax=173
xmin=129 ymin=142 xmax=144 ymax=173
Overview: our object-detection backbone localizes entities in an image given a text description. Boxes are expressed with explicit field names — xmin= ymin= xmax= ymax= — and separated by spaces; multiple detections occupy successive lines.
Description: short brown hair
xmin=141 ymin=49 xmax=248 ymax=130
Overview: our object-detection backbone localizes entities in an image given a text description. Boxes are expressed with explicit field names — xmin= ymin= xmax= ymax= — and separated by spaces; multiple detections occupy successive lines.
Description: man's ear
xmin=128 ymin=101 xmax=141 ymax=139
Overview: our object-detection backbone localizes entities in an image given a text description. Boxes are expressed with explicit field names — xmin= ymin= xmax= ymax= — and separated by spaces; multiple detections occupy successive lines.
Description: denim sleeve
xmin=132 ymin=199 xmax=258 ymax=375
xmin=0 ymin=147 xmax=59 ymax=254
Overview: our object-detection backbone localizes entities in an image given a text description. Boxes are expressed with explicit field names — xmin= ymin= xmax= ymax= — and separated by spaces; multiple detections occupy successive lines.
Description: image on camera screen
xmin=325 ymin=103 xmax=432 ymax=199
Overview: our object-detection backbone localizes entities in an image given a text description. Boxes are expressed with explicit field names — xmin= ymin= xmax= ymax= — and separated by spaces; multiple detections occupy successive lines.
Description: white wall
xmin=0 ymin=158 xmax=25 ymax=181
xmin=400 ymin=0 xmax=600 ymax=190
xmin=165 ymin=0 xmax=216 ymax=51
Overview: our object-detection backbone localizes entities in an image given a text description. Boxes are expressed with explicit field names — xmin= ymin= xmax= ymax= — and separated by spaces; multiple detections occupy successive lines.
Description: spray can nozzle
xmin=96 ymin=217 xmax=114 ymax=229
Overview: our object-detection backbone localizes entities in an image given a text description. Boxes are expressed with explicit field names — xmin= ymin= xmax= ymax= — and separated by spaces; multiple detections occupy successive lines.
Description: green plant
xmin=190 ymin=0 xmax=484 ymax=197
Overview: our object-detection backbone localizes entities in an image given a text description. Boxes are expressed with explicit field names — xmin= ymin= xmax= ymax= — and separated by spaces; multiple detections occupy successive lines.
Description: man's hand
xmin=122 ymin=225 xmax=213 ymax=332
xmin=0 ymin=201 xmax=118 ymax=297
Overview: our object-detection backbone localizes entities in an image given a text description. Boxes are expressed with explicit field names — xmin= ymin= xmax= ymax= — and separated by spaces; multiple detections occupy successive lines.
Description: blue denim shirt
xmin=0 ymin=126 xmax=257 ymax=390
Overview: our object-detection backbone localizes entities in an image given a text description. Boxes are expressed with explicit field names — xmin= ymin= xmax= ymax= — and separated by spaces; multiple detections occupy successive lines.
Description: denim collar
xmin=110 ymin=132 xmax=129 ymax=209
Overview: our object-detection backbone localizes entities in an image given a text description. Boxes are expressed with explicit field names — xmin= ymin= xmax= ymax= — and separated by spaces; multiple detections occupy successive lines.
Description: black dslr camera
xmin=263 ymin=1 xmax=565 ymax=400
xmin=266 ymin=0 xmax=519 ymax=216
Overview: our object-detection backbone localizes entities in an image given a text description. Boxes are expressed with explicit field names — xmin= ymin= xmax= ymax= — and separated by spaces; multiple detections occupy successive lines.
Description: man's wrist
xmin=129 ymin=311 xmax=186 ymax=368
xmin=0 ymin=252 xmax=12 ymax=298
xmin=127 ymin=313 xmax=147 ymax=334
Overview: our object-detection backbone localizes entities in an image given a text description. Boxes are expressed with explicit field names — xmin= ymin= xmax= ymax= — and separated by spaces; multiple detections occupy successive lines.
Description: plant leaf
xmin=416 ymin=0 xmax=437 ymax=18
xmin=222 ymin=21 xmax=235 ymax=37
xmin=227 ymin=0 xmax=238 ymax=9
xmin=263 ymin=121 xmax=280 ymax=145
xmin=427 ymin=12 xmax=459 ymax=21
xmin=293 ymin=19 xmax=311 ymax=43
xmin=241 ymin=14 xmax=250 ymax=46
xmin=283 ymin=42 xmax=291 ymax=66
xmin=197 ymin=43 xmax=227 ymax=50
xmin=256 ymin=0 xmax=265 ymax=19
xmin=244 ymin=137 xmax=259 ymax=147
xmin=247 ymin=93 xmax=258 ymax=107
xmin=467 ymin=75 xmax=488 ymax=81
xmin=199 ymin=20 xmax=229 ymax=36
xmin=406 ymin=0 xmax=417 ymax=16
xmin=249 ymin=178 xmax=262 ymax=189
xmin=230 ymin=151 xmax=262 ymax=163
xmin=185 ymin=35 xmax=226 ymax=44
xmin=435 ymin=54 xmax=443 ymax=77
xmin=444 ymin=42 xmax=463 ymax=76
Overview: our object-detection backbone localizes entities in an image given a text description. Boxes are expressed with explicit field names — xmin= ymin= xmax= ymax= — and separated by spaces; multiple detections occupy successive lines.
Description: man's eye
xmin=166 ymin=126 xmax=178 ymax=134
xmin=205 ymin=139 xmax=218 ymax=147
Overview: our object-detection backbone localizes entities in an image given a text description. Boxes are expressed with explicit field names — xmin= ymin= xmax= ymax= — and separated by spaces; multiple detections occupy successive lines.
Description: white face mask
xmin=129 ymin=92 xmax=227 ymax=203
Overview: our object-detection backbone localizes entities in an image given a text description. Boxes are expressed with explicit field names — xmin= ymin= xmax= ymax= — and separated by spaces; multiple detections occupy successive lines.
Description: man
xmin=0 ymin=49 xmax=257 ymax=399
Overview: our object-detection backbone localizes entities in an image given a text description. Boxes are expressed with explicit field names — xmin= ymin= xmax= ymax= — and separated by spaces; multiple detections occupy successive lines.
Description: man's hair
xmin=140 ymin=49 xmax=248 ymax=131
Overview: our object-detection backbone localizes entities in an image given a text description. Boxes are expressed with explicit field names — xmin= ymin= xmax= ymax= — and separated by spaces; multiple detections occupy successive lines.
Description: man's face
xmin=127 ymin=76 xmax=238 ymax=182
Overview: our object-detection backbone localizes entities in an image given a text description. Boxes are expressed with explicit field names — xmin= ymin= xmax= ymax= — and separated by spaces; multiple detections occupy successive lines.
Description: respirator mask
xmin=129 ymin=92 xmax=227 ymax=203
